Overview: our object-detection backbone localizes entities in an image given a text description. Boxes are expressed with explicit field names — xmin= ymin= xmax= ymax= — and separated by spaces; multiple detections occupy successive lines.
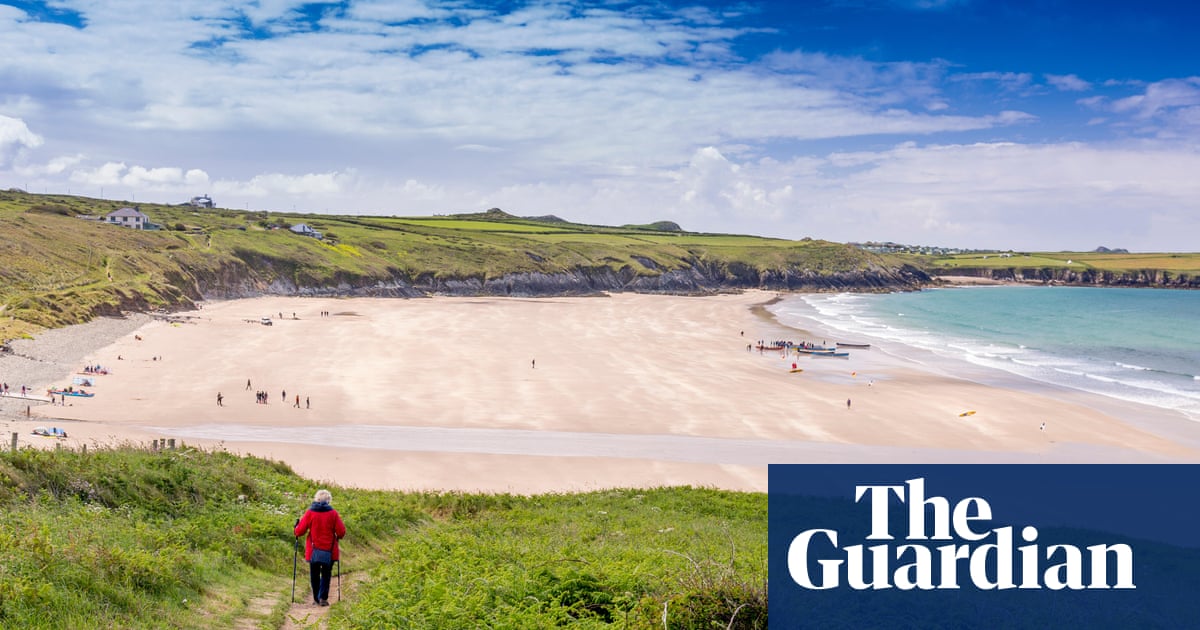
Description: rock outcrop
xmin=943 ymin=267 xmax=1199 ymax=289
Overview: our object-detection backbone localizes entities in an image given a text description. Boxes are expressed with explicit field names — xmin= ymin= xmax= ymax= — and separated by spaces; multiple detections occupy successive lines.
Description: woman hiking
xmin=294 ymin=489 xmax=347 ymax=606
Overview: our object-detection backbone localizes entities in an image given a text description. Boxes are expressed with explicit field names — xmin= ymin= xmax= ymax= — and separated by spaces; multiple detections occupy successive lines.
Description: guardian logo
xmin=768 ymin=465 xmax=1200 ymax=628
xmin=787 ymin=478 xmax=1134 ymax=591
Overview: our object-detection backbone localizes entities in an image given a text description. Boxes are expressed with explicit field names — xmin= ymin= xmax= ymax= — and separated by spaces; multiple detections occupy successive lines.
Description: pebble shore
xmin=0 ymin=314 xmax=150 ymax=422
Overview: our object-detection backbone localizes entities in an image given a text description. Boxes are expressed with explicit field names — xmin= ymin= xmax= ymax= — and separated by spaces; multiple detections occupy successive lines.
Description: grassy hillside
xmin=0 ymin=444 xmax=766 ymax=629
xmin=917 ymin=251 xmax=1200 ymax=273
xmin=0 ymin=191 xmax=915 ymax=343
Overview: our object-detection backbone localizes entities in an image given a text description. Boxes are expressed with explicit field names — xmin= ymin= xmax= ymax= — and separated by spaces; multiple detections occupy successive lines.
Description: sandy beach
xmin=4 ymin=291 xmax=1199 ymax=493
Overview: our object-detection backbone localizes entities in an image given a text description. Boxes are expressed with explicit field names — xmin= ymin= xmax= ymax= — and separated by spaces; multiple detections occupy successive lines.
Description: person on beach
xmin=246 ymin=379 xmax=251 ymax=390
xmin=294 ymin=489 xmax=346 ymax=607
xmin=216 ymin=392 xmax=223 ymax=407
xmin=306 ymin=396 xmax=310 ymax=409
xmin=294 ymin=394 xmax=300 ymax=408
xmin=846 ymin=398 xmax=851 ymax=409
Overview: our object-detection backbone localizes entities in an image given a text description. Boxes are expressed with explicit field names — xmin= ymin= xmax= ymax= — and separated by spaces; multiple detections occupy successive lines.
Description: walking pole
xmin=291 ymin=520 xmax=300 ymax=603
xmin=291 ymin=536 xmax=299 ymax=603
xmin=337 ymin=558 xmax=341 ymax=602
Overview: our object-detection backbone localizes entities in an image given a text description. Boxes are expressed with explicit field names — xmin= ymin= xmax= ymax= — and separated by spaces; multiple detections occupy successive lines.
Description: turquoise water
xmin=773 ymin=286 xmax=1200 ymax=420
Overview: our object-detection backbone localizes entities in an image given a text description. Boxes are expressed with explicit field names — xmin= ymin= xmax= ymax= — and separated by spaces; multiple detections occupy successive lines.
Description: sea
xmin=770 ymin=286 xmax=1200 ymax=423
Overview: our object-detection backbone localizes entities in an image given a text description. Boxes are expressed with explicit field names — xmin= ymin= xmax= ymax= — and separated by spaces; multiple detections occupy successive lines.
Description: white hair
xmin=314 ymin=489 xmax=332 ymax=504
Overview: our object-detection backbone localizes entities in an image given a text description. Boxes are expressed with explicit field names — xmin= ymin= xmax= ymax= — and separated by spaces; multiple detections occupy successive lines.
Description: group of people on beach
xmin=245 ymin=384 xmax=309 ymax=409
xmin=1 ymin=383 xmax=31 ymax=397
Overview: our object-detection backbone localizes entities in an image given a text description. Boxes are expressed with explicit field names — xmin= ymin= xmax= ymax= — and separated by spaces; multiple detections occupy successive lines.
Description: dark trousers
xmin=310 ymin=560 xmax=333 ymax=603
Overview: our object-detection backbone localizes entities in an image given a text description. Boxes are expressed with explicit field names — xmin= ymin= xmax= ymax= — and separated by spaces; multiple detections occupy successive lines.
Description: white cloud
xmin=673 ymin=147 xmax=798 ymax=222
xmin=0 ymin=2 xmax=1196 ymax=250
xmin=344 ymin=0 xmax=444 ymax=23
xmin=69 ymin=161 xmax=210 ymax=189
xmin=1045 ymin=73 xmax=1091 ymax=92
xmin=216 ymin=170 xmax=351 ymax=197
xmin=13 ymin=153 xmax=84 ymax=177
xmin=0 ymin=0 xmax=1025 ymax=162
xmin=1111 ymin=78 xmax=1200 ymax=119
xmin=1076 ymin=78 xmax=1200 ymax=138
xmin=0 ymin=114 xmax=43 ymax=166
xmin=454 ymin=144 xmax=503 ymax=153
xmin=655 ymin=141 xmax=1200 ymax=251
xmin=952 ymin=72 xmax=1035 ymax=93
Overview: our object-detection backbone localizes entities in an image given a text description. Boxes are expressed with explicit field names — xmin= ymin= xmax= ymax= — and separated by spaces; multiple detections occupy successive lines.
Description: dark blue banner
xmin=768 ymin=465 xmax=1200 ymax=629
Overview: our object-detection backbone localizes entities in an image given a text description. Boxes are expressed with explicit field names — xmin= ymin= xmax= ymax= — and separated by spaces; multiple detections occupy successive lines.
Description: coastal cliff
xmin=182 ymin=255 xmax=933 ymax=300
xmin=942 ymin=267 xmax=1200 ymax=289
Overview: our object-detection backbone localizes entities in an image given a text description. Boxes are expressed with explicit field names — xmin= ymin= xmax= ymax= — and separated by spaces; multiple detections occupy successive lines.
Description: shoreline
xmin=767 ymin=290 xmax=1200 ymax=449
xmin=4 ymin=291 xmax=1199 ymax=493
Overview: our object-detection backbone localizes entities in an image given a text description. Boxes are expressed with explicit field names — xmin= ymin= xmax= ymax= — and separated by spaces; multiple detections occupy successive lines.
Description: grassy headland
xmin=0 ymin=190 xmax=923 ymax=342
xmin=909 ymin=251 xmax=1200 ymax=286
xmin=0 ymin=444 xmax=765 ymax=629
xmin=4 ymin=189 xmax=1197 ymax=343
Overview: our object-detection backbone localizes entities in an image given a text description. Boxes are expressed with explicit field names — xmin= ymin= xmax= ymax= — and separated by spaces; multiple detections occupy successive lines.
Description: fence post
xmin=152 ymin=439 xmax=159 ymax=451
xmin=10 ymin=432 xmax=16 ymax=452
xmin=167 ymin=438 xmax=176 ymax=450
xmin=82 ymin=444 xmax=87 ymax=455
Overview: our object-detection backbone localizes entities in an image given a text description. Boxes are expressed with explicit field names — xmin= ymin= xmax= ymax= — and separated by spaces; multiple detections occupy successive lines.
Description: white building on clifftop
xmin=105 ymin=207 xmax=150 ymax=229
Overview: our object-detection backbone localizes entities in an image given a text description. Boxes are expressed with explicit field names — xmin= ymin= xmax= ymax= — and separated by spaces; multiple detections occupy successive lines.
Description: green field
xmin=374 ymin=217 xmax=575 ymax=233
xmin=910 ymin=250 xmax=1200 ymax=274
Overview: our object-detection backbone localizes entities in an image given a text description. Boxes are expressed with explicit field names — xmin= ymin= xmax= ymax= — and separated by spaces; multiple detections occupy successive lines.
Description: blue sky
xmin=1 ymin=0 xmax=1197 ymax=250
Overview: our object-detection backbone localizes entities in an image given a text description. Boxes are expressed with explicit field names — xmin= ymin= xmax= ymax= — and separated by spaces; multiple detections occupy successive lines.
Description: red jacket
xmin=294 ymin=502 xmax=346 ymax=562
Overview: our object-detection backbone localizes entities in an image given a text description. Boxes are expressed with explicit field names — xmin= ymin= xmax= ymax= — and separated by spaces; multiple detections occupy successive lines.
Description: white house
xmin=105 ymin=207 xmax=150 ymax=229
xmin=290 ymin=223 xmax=322 ymax=239
xmin=188 ymin=194 xmax=214 ymax=208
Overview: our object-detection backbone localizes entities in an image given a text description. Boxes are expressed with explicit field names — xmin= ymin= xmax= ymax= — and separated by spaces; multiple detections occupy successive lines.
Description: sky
xmin=1 ymin=0 xmax=1198 ymax=251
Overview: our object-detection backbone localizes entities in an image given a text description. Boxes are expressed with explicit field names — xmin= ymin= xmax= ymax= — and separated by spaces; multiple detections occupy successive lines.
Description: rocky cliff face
xmin=944 ymin=267 xmax=1199 ymax=289
xmin=181 ymin=257 xmax=934 ymax=300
